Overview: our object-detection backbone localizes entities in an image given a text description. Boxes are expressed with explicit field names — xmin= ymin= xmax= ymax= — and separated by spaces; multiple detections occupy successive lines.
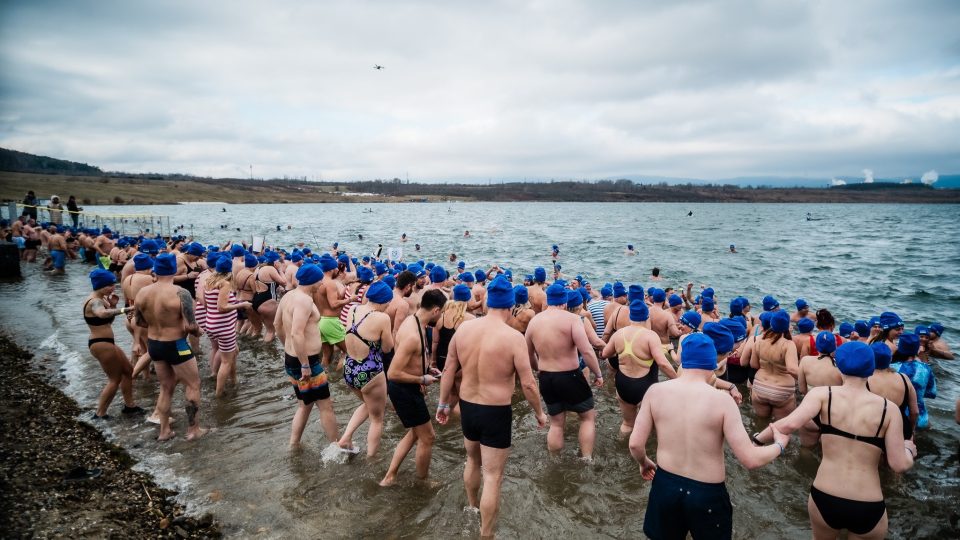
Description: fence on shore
xmin=4 ymin=202 xmax=173 ymax=237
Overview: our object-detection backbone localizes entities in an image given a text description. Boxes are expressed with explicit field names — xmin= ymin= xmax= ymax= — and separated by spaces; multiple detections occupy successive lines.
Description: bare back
xmin=135 ymin=282 xmax=189 ymax=340
xmin=452 ymin=317 xmax=529 ymax=406
xmin=275 ymin=289 xmax=322 ymax=357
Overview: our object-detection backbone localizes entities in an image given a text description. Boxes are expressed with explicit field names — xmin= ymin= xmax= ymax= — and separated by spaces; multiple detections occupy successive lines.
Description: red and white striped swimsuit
xmin=339 ymin=284 xmax=367 ymax=326
xmin=203 ymin=287 xmax=239 ymax=352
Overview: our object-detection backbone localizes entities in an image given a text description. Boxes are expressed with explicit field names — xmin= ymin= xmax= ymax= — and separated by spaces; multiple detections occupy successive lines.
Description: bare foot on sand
xmin=378 ymin=474 xmax=396 ymax=487
xmin=186 ymin=427 xmax=211 ymax=441
xmin=157 ymin=431 xmax=176 ymax=442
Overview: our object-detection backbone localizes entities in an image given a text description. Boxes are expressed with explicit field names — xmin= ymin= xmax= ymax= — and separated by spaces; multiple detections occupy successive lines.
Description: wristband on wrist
xmin=751 ymin=432 xmax=762 ymax=445
xmin=301 ymin=365 xmax=310 ymax=369
xmin=774 ymin=441 xmax=785 ymax=456
xmin=438 ymin=403 xmax=450 ymax=410
xmin=905 ymin=445 xmax=916 ymax=458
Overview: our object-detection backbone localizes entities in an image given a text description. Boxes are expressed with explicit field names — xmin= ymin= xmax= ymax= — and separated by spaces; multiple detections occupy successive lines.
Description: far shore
xmin=3 ymin=171 xmax=959 ymax=205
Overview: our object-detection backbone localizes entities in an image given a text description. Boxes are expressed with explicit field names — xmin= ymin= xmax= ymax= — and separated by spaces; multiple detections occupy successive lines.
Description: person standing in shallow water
xmin=436 ymin=275 xmax=547 ymax=539
xmin=630 ymin=333 xmax=789 ymax=540
xmin=133 ymin=253 xmax=207 ymax=441
xmin=380 ymin=289 xmax=447 ymax=487
xmin=274 ymin=263 xmax=339 ymax=447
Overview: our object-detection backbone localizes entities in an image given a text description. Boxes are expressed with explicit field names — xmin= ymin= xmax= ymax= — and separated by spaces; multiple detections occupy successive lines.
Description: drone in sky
xmin=373 ymin=65 xmax=384 ymax=70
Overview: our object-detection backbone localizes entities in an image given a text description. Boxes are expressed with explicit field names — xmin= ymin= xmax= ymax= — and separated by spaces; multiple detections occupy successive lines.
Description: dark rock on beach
xmin=0 ymin=335 xmax=219 ymax=539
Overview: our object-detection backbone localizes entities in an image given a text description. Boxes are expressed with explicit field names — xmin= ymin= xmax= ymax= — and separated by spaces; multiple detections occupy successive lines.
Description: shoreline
xmin=0 ymin=334 xmax=220 ymax=538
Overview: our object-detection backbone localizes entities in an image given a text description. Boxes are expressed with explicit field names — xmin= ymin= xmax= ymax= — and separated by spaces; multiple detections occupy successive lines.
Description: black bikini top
xmin=83 ymin=298 xmax=116 ymax=326
xmin=813 ymin=386 xmax=887 ymax=450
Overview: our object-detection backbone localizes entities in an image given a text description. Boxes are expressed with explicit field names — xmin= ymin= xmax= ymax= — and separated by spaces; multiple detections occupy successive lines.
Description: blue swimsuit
xmin=891 ymin=360 xmax=937 ymax=429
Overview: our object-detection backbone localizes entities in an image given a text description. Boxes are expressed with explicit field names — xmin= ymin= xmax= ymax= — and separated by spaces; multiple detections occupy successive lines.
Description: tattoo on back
xmin=178 ymin=288 xmax=198 ymax=328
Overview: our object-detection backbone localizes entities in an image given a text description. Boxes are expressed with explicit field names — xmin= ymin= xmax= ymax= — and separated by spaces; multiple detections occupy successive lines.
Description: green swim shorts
xmin=318 ymin=316 xmax=346 ymax=344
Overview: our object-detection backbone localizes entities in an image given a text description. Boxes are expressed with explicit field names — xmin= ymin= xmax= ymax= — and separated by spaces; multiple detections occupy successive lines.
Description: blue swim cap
xmin=627 ymin=244 xmax=634 ymax=250
xmin=362 ymin=255 xmax=371 ymax=263
xmin=680 ymin=311 xmax=702 ymax=330
xmin=835 ymin=341 xmax=875 ymax=378
xmin=879 ymin=312 xmax=903 ymax=330
xmin=578 ymin=286 xmax=591 ymax=303
xmin=244 ymin=253 xmax=258 ymax=268
xmin=430 ymin=265 xmax=447 ymax=284
xmin=681 ymin=333 xmax=717 ymax=371
xmin=770 ymin=311 xmax=790 ymax=333
xmin=759 ymin=311 xmax=773 ymax=330
xmin=914 ymin=325 xmax=929 ymax=336
xmin=871 ymin=342 xmax=893 ymax=369
xmin=651 ymin=288 xmax=666 ymax=303
xmin=457 ymin=261 xmax=465 ymax=269
xmin=460 ymin=272 xmax=475 ymax=283
xmin=795 ymin=298 xmax=809 ymax=310
xmin=838 ymin=322 xmax=854 ymax=338
xmin=868 ymin=316 xmax=881 ymax=328
xmin=452 ymin=284 xmax=472 ymax=302
xmin=89 ymin=268 xmax=116 ymax=290
xmin=703 ymin=322 xmax=735 ymax=354
xmin=425 ymin=262 xmax=435 ymax=271
xmin=629 ymin=299 xmax=649 ymax=322
xmin=514 ymin=285 xmax=529 ymax=305
xmin=566 ymin=290 xmax=582 ymax=309
xmin=154 ymin=253 xmax=177 ymax=276
xmin=613 ymin=282 xmax=626 ymax=298
xmin=854 ymin=319 xmax=869 ymax=336
xmin=365 ymin=281 xmax=394 ymax=304
xmin=291 ymin=253 xmax=303 ymax=263
xmin=928 ymin=322 xmax=945 ymax=337
xmin=337 ymin=253 xmax=350 ymax=266
xmin=296 ymin=263 xmax=323 ymax=286
xmin=486 ymin=275 xmax=515 ymax=309
xmin=702 ymin=287 xmax=715 ymax=299
xmin=601 ymin=284 xmax=613 ymax=298
xmin=729 ymin=297 xmax=744 ymax=316
xmin=816 ymin=331 xmax=837 ymax=354
xmin=475 ymin=269 xmax=486 ymax=283
xmin=534 ymin=267 xmax=547 ymax=283
xmin=375 ymin=262 xmax=388 ymax=276
xmin=546 ymin=283 xmax=567 ymax=306
xmin=133 ymin=253 xmax=153 ymax=271
xmin=185 ymin=243 xmax=204 ymax=257
xmin=762 ymin=295 xmax=779 ymax=312
xmin=667 ymin=294 xmax=682 ymax=307
xmin=318 ymin=254 xmax=338 ymax=272
xmin=215 ymin=256 xmax=232 ymax=274
xmin=230 ymin=244 xmax=245 ymax=258
xmin=381 ymin=275 xmax=396 ymax=289
xmin=628 ymin=284 xmax=644 ymax=303
xmin=718 ymin=317 xmax=747 ymax=343
xmin=897 ymin=333 xmax=920 ymax=357
xmin=701 ymin=298 xmax=715 ymax=313
xmin=264 ymin=251 xmax=281 ymax=264
xmin=797 ymin=318 xmax=815 ymax=333
xmin=356 ymin=266 xmax=374 ymax=284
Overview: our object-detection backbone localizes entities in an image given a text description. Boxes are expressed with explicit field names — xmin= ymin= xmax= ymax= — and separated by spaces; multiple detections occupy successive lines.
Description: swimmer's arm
xmin=882 ymin=411 xmax=914 ymax=472
xmin=572 ymin=318 xmax=602 ymax=380
xmin=766 ymin=388 xmax=826 ymax=438
xmin=88 ymin=298 xmax=123 ymax=319
xmin=928 ymin=341 xmax=954 ymax=359
xmin=743 ymin=338 xmax=758 ymax=369
xmin=430 ymin=318 xmax=440 ymax=369
xmin=272 ymin=267 xmax=287 ymax=287
xmin=524 ymin=326 xmax=539 ymax=372
xmin=178 ymin=288 xmax=200 ymax=336
xmin=274 ymin=307 xmax=285 ymax=346
xmin=650 ymin=335 xmax=678 ymax=379
xmin=289 ymin=301 xmax=311 ymax=367
xmin=585 ymin=320 xmax=605 ymax=348
xmin=379 ymin=316 xmax=395 ymax=354
xmin=133 ymin=290 xmax=149 ymax=328
xmin=666 ymin=319 xmax=682 ymax=338
xmin=438 ymin=334 xmax=459 ymax=405
xmin=628 ymin=395 xmax=654 ymax=462
xmin=905 ymin=382 xmax=919 ymax=433
xmin=797 ymin=360 xmax=808 ymax=394
xmin=600 ymin=333 xmax=617 ymax=359
xmin=392 ymin=303 xmax=409 ymax=336
xmin=513 ymin=334 xmax=545 ymax=418
xmin=326 ymin=283 xmax=352 ymax=309
xmin=724 ymin=398 xmax=782 ymax=469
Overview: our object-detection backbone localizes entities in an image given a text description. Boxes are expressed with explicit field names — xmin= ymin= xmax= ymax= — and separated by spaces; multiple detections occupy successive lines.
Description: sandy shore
xmin=0 ymin=334 xmax=219 ymax=538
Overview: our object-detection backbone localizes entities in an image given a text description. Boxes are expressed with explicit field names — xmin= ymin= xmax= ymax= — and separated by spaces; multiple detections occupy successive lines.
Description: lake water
xmin=2 ymin=202 xmax=958 ymax=539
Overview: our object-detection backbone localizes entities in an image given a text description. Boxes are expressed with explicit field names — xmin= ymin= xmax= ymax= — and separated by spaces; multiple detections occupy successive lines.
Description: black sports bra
xmin=813 ymin=386 xmax=887 ymax=450
xmin=83 ymin=298 xmax=116 ymax=326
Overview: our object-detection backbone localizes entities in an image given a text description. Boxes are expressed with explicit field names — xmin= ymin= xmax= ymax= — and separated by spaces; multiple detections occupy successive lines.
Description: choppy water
xmin=1 ymin=202 xmax=958 ymax=539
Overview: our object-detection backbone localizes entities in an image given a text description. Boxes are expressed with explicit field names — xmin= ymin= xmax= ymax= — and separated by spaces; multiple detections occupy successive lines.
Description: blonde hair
xmin=206 ymin=271 xmax=232 ymax=291
xmin=442 ymin=300 xmax=467 ymax=327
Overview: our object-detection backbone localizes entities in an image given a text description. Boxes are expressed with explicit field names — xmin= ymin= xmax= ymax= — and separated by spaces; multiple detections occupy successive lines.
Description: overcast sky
xmin=1 ymin=0 xmax=958 ymax=181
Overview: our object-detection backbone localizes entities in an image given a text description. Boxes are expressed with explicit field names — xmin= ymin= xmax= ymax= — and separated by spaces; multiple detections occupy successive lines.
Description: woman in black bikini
xmin=83 ymin=269 xmax=143 ymax=419
xmin=251 ymin=251 xmax=287 ymax=342
xmin=755 ymin=341 xmax=916 ymax=539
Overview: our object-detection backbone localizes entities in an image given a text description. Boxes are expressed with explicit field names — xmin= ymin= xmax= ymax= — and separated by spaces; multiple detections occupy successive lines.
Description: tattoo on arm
xmin=135 ymin=307 xmax=148 ymax=328
xmin=178 ymin=288 xmax=199 ymax=332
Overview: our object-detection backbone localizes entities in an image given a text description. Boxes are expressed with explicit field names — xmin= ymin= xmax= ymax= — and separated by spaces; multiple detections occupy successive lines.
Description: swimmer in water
xmin=400 ymin=232 xmax=408 ymax=243
xmin=602 ymin=299 xmax=678 ymax=435
xmin=625 ymin=244 xmax=636 ymax=256
xmin=630 ymin=333 xmax=788 ymax=540
xmin=133 ymin=253 xmax=207 ymax=441
xmin=729 ymin=244 xmax=737 ymax=253
xmin=436 ymin=276 xmax=546 ymax=538
xmin=649 ymin=267 xmax=662 ymax=282
xmin=551 ymin=244 xmax=559 ymax=260
xmin=274 ymin=263 xmax=339 ymax=447
xmin=525 ymin=283 xmax=603 ymax=460
xmin=380 ymin=290 xmax=447 ymax=487
xmin=84 ymin=269 xmax=143 ymax=419
xmin=755 ymin=341 xmax=915 ymax=540
xmin=463 ymin=230 xmax=470 ymax=237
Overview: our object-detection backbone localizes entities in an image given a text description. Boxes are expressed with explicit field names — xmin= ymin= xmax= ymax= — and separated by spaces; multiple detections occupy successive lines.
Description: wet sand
xmin=0 ymin=334 xmax=219 ymax=539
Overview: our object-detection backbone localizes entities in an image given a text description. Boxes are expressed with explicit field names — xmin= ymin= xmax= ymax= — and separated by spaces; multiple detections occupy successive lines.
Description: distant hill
xmin=0 ymin=147 xmax=101 ymax=175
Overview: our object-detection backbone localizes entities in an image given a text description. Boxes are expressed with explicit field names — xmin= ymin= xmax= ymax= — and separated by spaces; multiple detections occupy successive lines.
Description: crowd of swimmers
xmin=6 ymin=217 xmax=959 ymax=539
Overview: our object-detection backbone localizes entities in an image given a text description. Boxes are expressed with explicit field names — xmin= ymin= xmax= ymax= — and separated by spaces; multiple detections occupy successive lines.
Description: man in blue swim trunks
xmin=45 ymin=225 xmax=68 ymax=275
xmin=629 ymin=333 xmax=788 ymax=539
xmin=436 ymin=276 xmax=547 ymax=537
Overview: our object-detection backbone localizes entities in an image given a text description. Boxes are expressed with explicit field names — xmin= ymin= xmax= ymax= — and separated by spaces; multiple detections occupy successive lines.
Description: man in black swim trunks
xmin=436 ymin=275 xmax=546 ymax=537
xmin=629 ymin=333 xmax=788 ymax=539
xmin=380 ymin=289 xmax=447 ymax=487
xmin=525 ymin=283 xmax=604 ymax=460
xmin=134 ymin=253 xmax=207 ymax=441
